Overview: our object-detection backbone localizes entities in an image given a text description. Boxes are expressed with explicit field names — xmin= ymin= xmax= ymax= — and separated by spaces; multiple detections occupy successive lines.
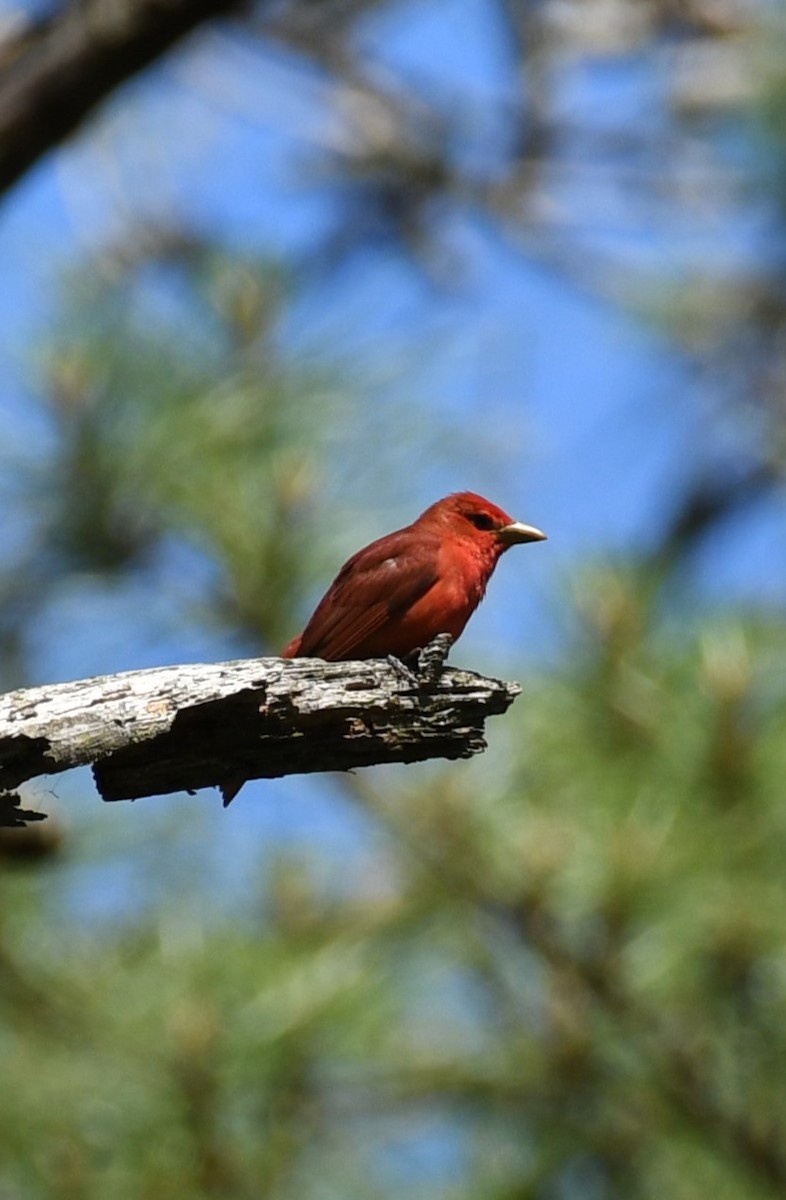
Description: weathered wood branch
xmin=0 ymin=656 xmax=520 ymax=807
xmin=0 ymin=0 xmax=245 ymax=199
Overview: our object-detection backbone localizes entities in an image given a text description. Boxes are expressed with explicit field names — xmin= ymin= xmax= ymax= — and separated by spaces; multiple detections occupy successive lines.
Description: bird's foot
xmin=387 ymin=634 xmax=453 ymax=688
xmin=386 ymin=654 xmax=420 ymax=687
xmin=416 ymin=633 xmax=454 ymax=686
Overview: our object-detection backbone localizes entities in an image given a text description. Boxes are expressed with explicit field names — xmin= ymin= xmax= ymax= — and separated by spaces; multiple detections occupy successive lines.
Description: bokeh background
xmin=2 ymin=1 xmax=786 ymax=1196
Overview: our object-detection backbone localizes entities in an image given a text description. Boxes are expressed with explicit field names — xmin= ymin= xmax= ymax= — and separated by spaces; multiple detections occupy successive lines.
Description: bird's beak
xmin=496 ymin=520 xmax=548 ymax=545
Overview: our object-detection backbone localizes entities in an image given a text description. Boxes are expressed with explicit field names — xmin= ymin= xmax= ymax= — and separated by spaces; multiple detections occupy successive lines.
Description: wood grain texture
xmin=0 ymin=657 xmax=520 ymax=803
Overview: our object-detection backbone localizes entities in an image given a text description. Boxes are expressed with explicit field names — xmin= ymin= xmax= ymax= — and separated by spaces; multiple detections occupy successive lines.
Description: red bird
xmin=282 ymin=492 xmax=546 ymax=660
xmin=221 ymin=492 xmax=546 ymax=803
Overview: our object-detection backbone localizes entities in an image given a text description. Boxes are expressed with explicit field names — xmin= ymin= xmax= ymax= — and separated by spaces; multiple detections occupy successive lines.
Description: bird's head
xmin=419 ymin=492 xmax=547 ymax=555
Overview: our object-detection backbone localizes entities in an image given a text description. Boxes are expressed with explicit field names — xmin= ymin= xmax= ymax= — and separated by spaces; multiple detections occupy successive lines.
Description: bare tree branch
xmin=0 ymin=0 xmax=245 ymax=198
xmin=0 ymin=656 xmax=519 ymax=806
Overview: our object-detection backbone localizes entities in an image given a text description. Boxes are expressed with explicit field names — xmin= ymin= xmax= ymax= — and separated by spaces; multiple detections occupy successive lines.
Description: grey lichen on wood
xmin=0 ymin=656 xmax=520 ymax=806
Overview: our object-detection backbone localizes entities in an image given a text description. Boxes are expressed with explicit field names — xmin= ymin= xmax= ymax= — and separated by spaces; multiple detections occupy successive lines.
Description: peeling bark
xmin=0 ymin=656 xmax=520 ymax=806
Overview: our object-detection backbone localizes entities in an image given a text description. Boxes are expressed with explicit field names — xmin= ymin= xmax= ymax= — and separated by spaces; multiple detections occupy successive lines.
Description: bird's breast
xmin=399 ymin=540 xmax=496 ymax=640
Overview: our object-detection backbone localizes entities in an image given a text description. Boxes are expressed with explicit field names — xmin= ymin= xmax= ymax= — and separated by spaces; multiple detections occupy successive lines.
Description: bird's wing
xmin=294 ymin=528 xmax=440 ymax=660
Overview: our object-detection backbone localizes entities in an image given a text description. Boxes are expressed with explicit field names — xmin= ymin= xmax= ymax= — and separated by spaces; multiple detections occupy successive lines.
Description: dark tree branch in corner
xmin=0 ymin=0 xmax=245 ymax=198
xmin=0 ymin=656 xmax=520 ymax=806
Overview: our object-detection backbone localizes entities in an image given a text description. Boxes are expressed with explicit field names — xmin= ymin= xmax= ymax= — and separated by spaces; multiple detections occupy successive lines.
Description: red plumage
xmin=221 ymin=492 xmax=546 ymax=804
xmin=282 ymin=492 xmax=546 ymax=661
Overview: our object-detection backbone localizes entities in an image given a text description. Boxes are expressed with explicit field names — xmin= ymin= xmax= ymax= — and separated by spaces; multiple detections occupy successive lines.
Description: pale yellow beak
xmin=496 ymin=520 xmax=548 ymax=545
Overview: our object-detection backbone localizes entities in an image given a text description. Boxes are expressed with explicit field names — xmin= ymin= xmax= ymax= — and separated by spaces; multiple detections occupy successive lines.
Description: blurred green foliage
xmin=2 ymin=573 xmax=786 ymax=1199
xmin=4 ymin=2 xmax=786 ymax=1188
xmin=0 ymin=247 xmax=785 ymax=1199
xmin=33 ymin=247 xmax=339 ymax=653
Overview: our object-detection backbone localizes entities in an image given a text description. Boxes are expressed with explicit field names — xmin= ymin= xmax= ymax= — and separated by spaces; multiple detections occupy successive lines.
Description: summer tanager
xmin=221 ymin=492 xmax=546 ymax=804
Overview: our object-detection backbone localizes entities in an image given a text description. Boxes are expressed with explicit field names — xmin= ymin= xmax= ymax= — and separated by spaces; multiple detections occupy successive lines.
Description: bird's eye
xmin=467 ymin=512 xmax=496 ymax=531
